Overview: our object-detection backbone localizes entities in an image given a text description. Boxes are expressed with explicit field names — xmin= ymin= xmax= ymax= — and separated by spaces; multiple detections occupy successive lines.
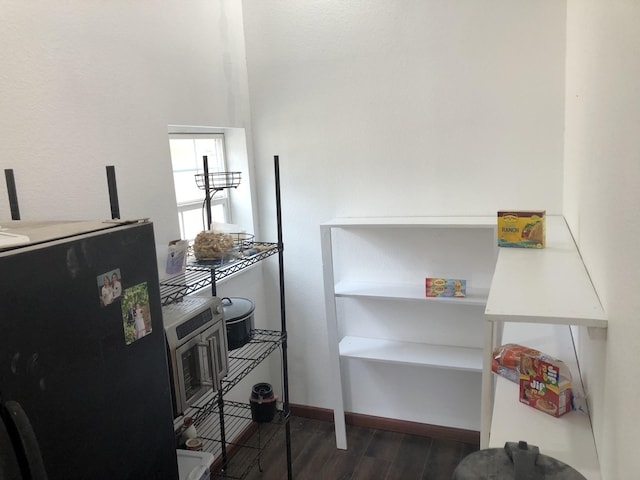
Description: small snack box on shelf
xmin=425 ymin=277 xmax=466 ymax=298
xmin=497 ymin=210 xmax=546 ymax=248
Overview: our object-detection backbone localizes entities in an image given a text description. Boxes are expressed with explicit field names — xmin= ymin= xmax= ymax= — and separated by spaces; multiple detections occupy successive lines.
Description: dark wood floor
xmin=237 ymin=416 xmax=479 ymax=480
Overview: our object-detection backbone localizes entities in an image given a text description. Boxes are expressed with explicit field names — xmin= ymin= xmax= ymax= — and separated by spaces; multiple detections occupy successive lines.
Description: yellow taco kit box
xmin=497 ymin=210 xmax=546 ymax=248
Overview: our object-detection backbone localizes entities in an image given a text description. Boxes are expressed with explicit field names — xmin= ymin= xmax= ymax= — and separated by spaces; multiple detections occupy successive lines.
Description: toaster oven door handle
xmin=207 ymin=336 xmax=221 ymax=390
xmin=196 ymin=339 xmax=219 ymax=392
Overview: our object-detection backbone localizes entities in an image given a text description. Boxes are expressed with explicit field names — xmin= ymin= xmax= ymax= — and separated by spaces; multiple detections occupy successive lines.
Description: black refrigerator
xmin=0 ymin=220 xmax=179 ymax=479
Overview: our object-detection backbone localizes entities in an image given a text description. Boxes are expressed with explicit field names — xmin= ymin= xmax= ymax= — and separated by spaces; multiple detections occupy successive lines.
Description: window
xmin=169 ymin=134 xmax=231 ymax=240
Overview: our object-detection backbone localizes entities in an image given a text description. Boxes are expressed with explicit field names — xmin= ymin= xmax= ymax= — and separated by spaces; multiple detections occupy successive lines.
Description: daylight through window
xmin=169 ymin=134 xmax=230 ymax=240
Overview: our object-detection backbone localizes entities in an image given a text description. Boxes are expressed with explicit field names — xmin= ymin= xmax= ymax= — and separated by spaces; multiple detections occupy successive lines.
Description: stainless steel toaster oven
xmin=162 ymin=296 xmax=228 ymax=415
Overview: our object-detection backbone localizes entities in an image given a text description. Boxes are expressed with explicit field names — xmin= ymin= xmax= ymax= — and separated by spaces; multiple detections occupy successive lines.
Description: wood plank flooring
xmin=238 ymin=416 xmax=479 ymax=480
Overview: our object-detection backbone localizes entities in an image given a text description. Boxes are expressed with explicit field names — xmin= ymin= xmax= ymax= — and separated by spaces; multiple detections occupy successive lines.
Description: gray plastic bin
xmin=453 ymin=441 xmax=587 ymax=480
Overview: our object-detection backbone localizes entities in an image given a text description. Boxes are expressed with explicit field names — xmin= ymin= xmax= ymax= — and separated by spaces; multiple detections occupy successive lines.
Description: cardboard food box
xmin=497 ymin=211 xmax=546 ymax=248
xmin=425 ymin=278 xmax=466 ymax=298
xmin=518 ymin=352 xmax=572 ymax=417
xmin=165 ymin=239 xmax=189 ymax=275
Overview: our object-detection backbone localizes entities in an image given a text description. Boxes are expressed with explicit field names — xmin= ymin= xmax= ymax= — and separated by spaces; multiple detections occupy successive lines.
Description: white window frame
xmin=169 ymin=133 xmax=232 ymax=240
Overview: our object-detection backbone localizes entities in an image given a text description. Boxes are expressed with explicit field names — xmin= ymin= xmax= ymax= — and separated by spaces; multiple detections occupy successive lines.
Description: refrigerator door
xmin=0 ymin=222 xmax=178 ymax=479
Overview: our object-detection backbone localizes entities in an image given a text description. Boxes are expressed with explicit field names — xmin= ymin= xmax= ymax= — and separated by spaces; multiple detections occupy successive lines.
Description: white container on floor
xmin=177 ymin=449 xmax=214 ymax=480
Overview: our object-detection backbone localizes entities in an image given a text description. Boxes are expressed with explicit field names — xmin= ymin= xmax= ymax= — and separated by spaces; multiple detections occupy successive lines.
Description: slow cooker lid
xmin=221 ymin=297 xmax=255 ymax=322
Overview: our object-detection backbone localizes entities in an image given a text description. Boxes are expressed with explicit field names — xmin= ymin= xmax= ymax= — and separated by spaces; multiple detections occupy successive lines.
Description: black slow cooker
xmin=221 ymin=297 xmax=255 ymax=350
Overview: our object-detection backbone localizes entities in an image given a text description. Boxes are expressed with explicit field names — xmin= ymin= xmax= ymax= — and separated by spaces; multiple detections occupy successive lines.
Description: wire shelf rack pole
xmin=4 ymin=169 xmax=20 ymax=220
xmin=203 ymin=155 xmax=213 ymax=230
xmin=106 ymin=166 xmax=120 ymax=220
xmin=274 ymin=154 xmax=293 ymax=480
xmin=217 ymin=379 xmax=228 ymax=471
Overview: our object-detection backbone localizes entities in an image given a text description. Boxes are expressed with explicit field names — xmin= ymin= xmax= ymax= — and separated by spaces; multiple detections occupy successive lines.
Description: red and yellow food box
xmin=498 ymin=211 xmax=546 ymax=248
xmin=425 ymin=278 xmax=466 ymax=298
xmin=518 ymin=353 xmax=572 ymax=417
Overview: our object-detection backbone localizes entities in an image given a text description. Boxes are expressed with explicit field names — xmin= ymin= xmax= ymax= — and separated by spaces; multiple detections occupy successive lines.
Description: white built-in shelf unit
xmin=481 ymin=215 xmax=607 ymax=480
xmin=321 ymin=215 xmax=496 ymax=449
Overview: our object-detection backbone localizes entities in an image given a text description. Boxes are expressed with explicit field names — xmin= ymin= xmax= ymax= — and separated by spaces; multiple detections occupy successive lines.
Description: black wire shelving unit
xmin=160 ymin=156 xmax=292 ymax=480
xmin=185 ymin=330 xmax=290 ymax=479
xmin=159 ymin=243 xmax=279 ymax=305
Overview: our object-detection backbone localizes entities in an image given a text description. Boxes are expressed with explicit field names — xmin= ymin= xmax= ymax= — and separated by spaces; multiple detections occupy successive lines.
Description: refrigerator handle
xmin=1 ymin=400 xmax=48 ymax=480
xmin=0 ymin=414 xmax=23 ymax=479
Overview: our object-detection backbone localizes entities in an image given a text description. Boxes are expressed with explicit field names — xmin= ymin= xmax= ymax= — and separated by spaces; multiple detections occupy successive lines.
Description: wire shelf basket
xmin=229 ymin=232 xmax=255 ymax=248
xmin=195 ymin=172 xmax=241 ymax=191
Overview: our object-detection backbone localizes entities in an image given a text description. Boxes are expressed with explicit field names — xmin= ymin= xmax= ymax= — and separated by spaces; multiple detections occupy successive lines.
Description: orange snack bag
xmin=492 ymin=343 xmax=542 ymax=379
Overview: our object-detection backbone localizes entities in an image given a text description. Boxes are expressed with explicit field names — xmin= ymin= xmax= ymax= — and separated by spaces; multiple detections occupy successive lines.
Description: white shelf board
xmin=339 ymin=335 xmax=483 ymax=372
xmin=491 ymin=377 xmax=601 ymax=479
xmin=489 ymin=322 xmax=600 ymax=480
xmin=485 ymin=216 xmax=607 ymax=328
xmin=322 ymin=216 xmax=496 ymax=228
xmin=335 ymin=281 xmax=489 ymax=306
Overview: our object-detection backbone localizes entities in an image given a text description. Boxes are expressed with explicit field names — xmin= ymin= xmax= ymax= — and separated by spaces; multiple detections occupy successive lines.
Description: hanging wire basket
xmin=195 ymin=172 xmax=241 ymax=190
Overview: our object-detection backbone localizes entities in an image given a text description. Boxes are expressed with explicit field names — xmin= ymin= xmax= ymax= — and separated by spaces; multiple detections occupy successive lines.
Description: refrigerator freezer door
xmin=0 ymin=222 xmax=178 ymax=479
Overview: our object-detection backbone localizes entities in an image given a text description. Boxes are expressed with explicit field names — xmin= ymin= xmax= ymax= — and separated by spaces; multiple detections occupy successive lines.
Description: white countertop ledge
xmin=485 ymin=215 xmax=607 ymax=329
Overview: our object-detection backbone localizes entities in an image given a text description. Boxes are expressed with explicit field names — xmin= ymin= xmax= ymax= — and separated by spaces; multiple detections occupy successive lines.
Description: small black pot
xmin=222 ymin=297 xmax=255 ymax=350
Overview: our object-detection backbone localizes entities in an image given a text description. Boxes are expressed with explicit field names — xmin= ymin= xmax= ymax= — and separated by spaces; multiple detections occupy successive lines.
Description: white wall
xmin=0 ymin=0 xmax=281 ymax=445
xmin=564 ymin=1 xmax=640 ymax=478
xmin=7 ymin=0 xmax=634 ymax=474
xmin=0 ymin=1 xmax=254 ymax=264
xmin=243 ymin=0 xmax=566 ymax=428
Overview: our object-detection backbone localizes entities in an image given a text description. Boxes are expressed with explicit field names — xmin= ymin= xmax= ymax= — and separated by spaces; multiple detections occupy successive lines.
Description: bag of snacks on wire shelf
xmin=193 ymin=230 xmax=234 ymax=260
xmin=192 ymin=224 xmax=241 ymax=260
